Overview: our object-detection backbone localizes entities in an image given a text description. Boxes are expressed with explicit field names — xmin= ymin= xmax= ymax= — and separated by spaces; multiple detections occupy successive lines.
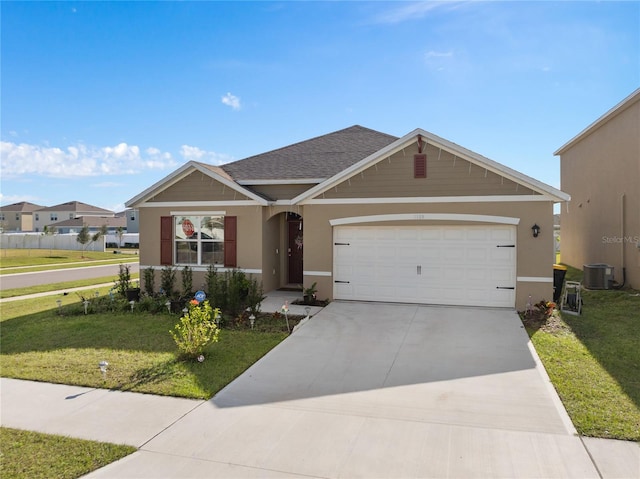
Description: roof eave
xmin=294 ymin=128 xmax=569 ymax=204
xmin=554 ymin=88 xmax=640 ymax=156
xmin=125 ymin=161 xmax=269 ymax=208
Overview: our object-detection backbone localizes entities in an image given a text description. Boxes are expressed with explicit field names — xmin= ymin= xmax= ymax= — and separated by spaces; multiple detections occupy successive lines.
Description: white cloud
xmin=221 ymin=92 xmax=242 ymax=110
xmin=425 ymin=50 xmax=453 ymax=58
xmin=0 ymin=192 xmax=41 ymax=205
xmin=179 ymin=145 xmax=234 ymax=166
xmin=0 ymin=141 xmax=179 ymax=178
xmin=373 ymin=1 xmax=469 ymax=24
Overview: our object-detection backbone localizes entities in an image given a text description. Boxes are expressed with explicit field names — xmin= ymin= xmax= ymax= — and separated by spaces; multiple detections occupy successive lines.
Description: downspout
xmin=613 ymin=193 xmax=626 ymax=289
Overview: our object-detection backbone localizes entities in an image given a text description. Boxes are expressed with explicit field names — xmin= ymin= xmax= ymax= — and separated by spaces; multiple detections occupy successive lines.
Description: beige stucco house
xmin=32 ymin=201 xmax=114 ymax=232
xmin=126 ymin=126 xmax=569 ymax=310
xmin=555 ymin=89 xmax=640 ymax=290
xmin=0 ymin=201 xmax=43 ymax=232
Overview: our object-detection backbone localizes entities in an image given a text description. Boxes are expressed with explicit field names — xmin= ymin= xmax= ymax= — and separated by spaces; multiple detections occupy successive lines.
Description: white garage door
xmin=333 ymin=225 xmax=516 ymax=308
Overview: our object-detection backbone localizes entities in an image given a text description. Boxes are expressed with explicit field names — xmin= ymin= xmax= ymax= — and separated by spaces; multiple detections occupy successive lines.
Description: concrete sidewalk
xmin=1 ymin=302 xmax=638 ymax=478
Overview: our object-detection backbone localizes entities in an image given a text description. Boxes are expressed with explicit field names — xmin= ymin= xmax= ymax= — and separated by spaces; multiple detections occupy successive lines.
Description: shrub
xmin=181 ymin=266 xmax=193 ymax=299
xmin=143 ymin=267 xmax=155 ymax=296
xmin=115 ymin=264 xmax=132 ymax=298
xmin=170 ymin=300 xmax=220 ymax=360
xmin=205 ymin=264 xmax=227 ymax=313
xmin=160 ymin=266 xmax=176 ymax=299
xmin=246 ymin=276 xmax=266 ymax=316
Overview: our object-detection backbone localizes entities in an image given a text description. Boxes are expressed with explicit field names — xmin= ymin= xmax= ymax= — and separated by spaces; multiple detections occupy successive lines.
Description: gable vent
xmin=414 ymin=154 xmax=427 ymax=178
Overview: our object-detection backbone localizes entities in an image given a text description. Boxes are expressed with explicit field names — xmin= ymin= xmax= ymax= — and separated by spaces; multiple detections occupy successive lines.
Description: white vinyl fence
xmin=0 ymin=233 xmax=106 ymax=252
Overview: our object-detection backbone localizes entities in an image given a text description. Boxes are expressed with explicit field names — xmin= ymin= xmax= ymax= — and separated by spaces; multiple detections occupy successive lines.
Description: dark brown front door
xmin=288 ymin=220 xmax=303 ymax=284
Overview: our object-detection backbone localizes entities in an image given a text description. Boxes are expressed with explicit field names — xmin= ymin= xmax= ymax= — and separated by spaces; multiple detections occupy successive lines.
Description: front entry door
xmin=288 ymin=220 xmax=303 ymax=284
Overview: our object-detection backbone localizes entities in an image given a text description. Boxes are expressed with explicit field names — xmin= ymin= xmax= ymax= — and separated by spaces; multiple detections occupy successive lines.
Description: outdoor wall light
xmin=531 ymin=224 xmax=540 ymax=238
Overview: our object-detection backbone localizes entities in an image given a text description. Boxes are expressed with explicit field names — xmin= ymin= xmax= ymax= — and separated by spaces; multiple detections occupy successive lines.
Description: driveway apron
xmin=87 ymin=302 xmax=599 ymax=478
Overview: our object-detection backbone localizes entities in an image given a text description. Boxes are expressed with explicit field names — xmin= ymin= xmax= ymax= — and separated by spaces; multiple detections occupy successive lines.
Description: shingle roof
xmin=221 ymin=125 xmax=398 ymax=181
xmin=36 ymin=201 xmax=113 ymax=214
xmin=0 ymin=201 xmax=44 ymax=212
xmin=51 ymin=216 xmax=126 ymax=228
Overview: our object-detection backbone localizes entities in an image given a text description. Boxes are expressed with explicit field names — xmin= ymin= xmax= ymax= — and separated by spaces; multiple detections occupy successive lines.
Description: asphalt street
xmin=0 ymin=262 xmax=139 ymax=290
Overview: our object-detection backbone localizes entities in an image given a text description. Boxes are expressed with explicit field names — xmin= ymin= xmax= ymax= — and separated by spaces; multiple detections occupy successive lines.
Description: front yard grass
xmin=0 ymin=427 xmax=136 ymax=479
xmin=0 ymin=297 xmax=298 ymax=399
xmin=523 ymin=265 xmax=640 ymax=441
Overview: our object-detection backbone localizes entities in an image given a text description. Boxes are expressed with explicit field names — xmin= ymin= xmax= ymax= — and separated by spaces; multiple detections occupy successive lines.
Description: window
xmin=15 ymin=214 xmax=20 ymax=220
xmin=130 ymin=214 xmax=136 ymax=221
xmin=35 ymin=214 xmax=39 ymax=221
xmin=174 ymin=215 xmax=225 ymax=265
xmin=50 ymin=213 xmax=58 ymax=221
xmin=0 ymin=214 xmax=4 ymax=221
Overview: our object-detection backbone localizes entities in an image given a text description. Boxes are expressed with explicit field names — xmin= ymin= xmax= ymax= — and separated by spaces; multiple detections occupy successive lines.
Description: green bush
xmin=170 ymin=300 xmax=220 ymax=360
xmin=115 ymin=264 xmax=132 ymax=298
xmin=143 ymin=267 xmax=155 ymax=296
xmin=181 ymin=265 xmax=193 ymax=298
xmin=160 ymin=266 xmax=176 ymax=299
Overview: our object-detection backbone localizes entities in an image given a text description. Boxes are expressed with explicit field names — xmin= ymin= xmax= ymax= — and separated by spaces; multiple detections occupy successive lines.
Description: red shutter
xmin=160 ymin=216 xmax=173 ymax=265
xmin=414 ymin=154 xmax=427 ymax=178
xmin=224 ymin=216 xmax=237 ymax=267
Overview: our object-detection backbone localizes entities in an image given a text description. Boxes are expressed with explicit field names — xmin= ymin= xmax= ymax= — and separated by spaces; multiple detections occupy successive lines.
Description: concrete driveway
xmin=88 ymin=302 xmax=599 ymax=478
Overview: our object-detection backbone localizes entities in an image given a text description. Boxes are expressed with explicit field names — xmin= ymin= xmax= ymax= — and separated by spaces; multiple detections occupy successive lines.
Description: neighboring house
xmin=555 ymin=89 xmax=640 ymax=290
xmin=33 ymin=201 xmax=114 ymax=232
xmin=126 ymin=125 xmax=569 ymax=310
xmin=125 ymin=208 xmax=139 ymax=233
xmin=49 ymin=215 xmax=126 ymax=234
xmin=0 ymin=201 xmax=43 ymax=232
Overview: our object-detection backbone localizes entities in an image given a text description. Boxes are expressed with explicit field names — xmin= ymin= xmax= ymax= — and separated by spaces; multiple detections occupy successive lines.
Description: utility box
xmin=583 ymin=264 xmax=614 ymax=289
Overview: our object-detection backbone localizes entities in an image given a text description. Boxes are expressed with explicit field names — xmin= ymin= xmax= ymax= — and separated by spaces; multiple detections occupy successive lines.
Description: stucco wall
xmin=322 ymin=143 xmax=538 ymax=199
xmin=560 ymin=96 xmax=640 ymax=289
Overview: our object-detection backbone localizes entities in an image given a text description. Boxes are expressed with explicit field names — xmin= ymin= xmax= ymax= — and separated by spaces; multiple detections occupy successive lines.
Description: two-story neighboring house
xmin=32 ymin=201 xmax=115 ymax=232
xmin=0 ymin=201 xmax=43 ymax=232
xmin=555 ymin=88 xmax=640 ymax=289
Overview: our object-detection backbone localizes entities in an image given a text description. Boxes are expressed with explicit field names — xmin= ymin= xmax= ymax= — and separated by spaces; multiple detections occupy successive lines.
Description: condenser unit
xmin=583 ymin=264 xmax=614 ymax=290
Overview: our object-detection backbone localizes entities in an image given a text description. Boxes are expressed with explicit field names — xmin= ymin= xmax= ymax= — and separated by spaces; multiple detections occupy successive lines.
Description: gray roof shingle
xmin=221 ymin=125 xmax=398 ymax=181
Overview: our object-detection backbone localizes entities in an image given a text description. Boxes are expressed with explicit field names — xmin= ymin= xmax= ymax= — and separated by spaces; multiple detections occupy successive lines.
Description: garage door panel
xmin=334 ymin=225 xmax=516 ymax=308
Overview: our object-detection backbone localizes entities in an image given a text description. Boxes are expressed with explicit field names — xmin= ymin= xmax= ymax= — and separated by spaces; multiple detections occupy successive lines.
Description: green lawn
xmin=525 ymin=265 xmax=640 ymax=441
xmin=0 ymin=295 xmax=296 ymax=399
xmin=0 ymin=274 xmax=139 ymax=299
xmin=0 ymin=427 xmax=136 ymax=479
xmin=0 ymin=249 xmax=135 ymax=268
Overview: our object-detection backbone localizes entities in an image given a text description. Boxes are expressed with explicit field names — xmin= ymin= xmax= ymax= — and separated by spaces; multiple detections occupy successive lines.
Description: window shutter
xmin=224 ymin=216 xmax=237 ymax=267
xmin=414 ymin=154 xmax=427 ymax=178
xmin=160 ymin=216 xmax=173 ymax=265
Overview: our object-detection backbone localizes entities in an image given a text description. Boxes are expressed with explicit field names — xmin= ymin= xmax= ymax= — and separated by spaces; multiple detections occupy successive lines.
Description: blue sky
xmin=1 ymin=1 xmax=638 ymax=212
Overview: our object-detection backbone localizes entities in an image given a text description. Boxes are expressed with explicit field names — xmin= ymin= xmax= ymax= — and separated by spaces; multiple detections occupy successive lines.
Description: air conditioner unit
xmin=583 ymin=264 xmax=614 ymax=289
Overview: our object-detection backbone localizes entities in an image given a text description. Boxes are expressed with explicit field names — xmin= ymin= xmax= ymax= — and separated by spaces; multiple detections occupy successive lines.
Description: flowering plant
xmin=170 ymin=299 xmax=220 ymax=360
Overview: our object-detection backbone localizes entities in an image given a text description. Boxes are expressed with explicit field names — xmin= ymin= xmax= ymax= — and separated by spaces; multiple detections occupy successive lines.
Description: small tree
xmin=76 ymin=224 xmax=107 ymax=257
xmin=116 ymin=226 xmax=124 ymax=252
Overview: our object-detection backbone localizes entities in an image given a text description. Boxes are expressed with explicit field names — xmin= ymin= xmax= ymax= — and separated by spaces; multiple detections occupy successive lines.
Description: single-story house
xmin=126 ymin=126 xmax=569 ymax=310
xmin=555 ymin=88 xmax=640 ymax=290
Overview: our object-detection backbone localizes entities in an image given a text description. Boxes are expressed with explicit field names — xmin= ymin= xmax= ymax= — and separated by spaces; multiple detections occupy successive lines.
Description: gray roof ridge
xmin=223 ymin=125 xmax=397 ymax=167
